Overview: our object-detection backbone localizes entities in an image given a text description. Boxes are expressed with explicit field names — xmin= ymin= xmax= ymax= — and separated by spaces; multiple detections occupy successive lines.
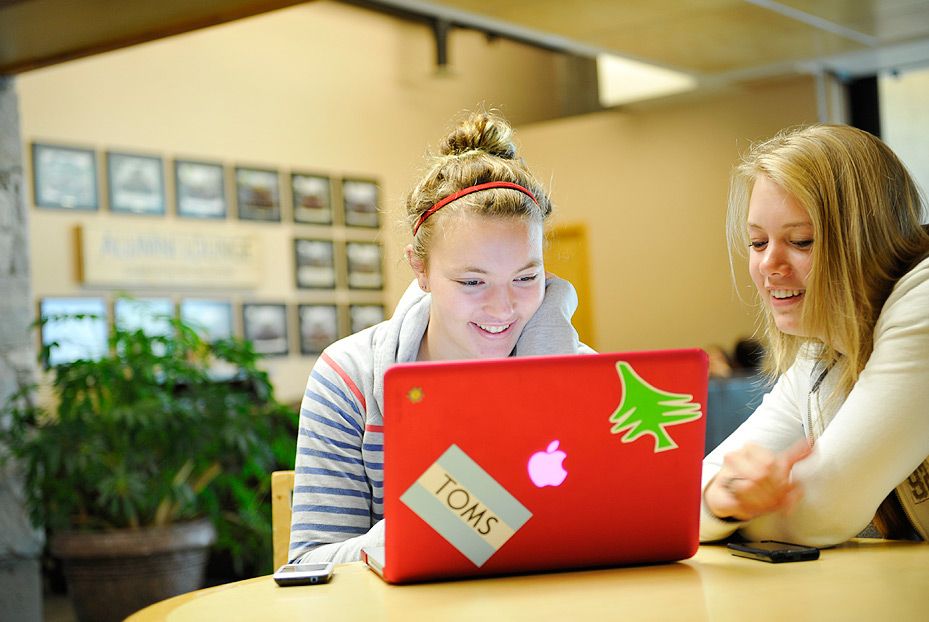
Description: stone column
xmin=0 ymin=75 xmax=43 ymax=622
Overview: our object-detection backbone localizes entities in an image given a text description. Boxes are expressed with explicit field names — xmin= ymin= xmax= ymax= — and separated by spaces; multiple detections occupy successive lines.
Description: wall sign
xmin=77 ymin=223 xmax=261 ymax=288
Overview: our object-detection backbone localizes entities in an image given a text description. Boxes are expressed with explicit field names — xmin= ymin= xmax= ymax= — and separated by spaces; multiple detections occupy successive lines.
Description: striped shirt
xmin=289 ymin=281 xmax=431 ymax=564
xmin=290 ymin=352 xmax=386 ymax=560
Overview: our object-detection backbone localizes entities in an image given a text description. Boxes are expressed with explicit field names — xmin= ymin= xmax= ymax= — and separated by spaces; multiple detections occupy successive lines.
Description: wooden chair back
xmin=271 ymin=470 xmax=295 ymax=570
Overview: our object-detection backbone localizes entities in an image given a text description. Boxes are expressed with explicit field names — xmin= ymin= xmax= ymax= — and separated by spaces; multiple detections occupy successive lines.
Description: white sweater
xmin=701 ymin=256 xmax=929 ymax=547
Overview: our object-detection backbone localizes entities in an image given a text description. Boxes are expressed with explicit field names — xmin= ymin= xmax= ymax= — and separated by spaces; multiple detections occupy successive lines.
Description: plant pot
xmin=50 ymin=519 xmax=216 ymax=622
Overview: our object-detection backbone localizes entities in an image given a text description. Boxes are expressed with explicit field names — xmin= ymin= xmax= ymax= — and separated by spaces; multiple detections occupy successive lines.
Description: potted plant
xmin=1 ymin=305 xmax=294 ymax=622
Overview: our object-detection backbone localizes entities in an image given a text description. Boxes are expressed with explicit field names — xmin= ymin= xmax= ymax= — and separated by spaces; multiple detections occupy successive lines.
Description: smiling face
xmin=747 ymin=175 xmax=815 ymax=337
xmin=409 ymin=212 xmax=545 ymax=361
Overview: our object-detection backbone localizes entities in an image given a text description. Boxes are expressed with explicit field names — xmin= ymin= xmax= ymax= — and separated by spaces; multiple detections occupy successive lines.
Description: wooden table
xmin=127 ymin=540 xmax=929 ymax=621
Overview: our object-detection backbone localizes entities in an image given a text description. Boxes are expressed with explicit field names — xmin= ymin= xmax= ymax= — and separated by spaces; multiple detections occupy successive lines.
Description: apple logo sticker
xmin=527 ymin=440 xmax=568 ymax=487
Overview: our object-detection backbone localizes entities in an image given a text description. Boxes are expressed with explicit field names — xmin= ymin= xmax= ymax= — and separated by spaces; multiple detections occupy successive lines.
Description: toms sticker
xmin=609 ymin=361 xmax=702 ymax=452
xmin=400 ymin=444 xmax=532 ymax=567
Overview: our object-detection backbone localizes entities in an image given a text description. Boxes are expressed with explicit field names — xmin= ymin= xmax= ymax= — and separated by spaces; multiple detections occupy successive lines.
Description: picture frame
xmin=298 ymin=304 xmax=339 ymax=355
xmin=292 ymin=172 xmax=332 ymax=225
xmin=294 ymin=239 xmax=336 ymax=289
xmin=242 ymin=303 xmax=289 ymax=356
xmin=114 ymin=298 xmax=173 ymax=357
xmin=345 ymin=241 xmax=384 ymax=290
xmin=179 ymin=299 xmax=234 ymax=343
xmin=39 ymin=297 xmax=109 ymax=367
xmin=236 ymin=167 xmax=281 ymax=222
xmin=114 ymin=298 xmax=174 ymax=336
xmin=175 ymin=159 xmax=227 ymax=219
xmin=106 ymin=151 xmax=165 ymax=215
xmin=349 ymin=304 xmax=385 ymax=334
xmin=341 ymin=178 xmax=379 ymax=228
xmin=32 ymin=143 xmax=98 ymax=210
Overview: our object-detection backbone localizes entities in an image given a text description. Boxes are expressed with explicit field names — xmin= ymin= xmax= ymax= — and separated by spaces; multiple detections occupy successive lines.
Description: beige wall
xmin=880 ymin=66 xmax=929 ymax=201
xmin=16 ymin=0 xmax=819 ymax=402
xmin=16 ymin=1 xmax=564 ymax=403
xmin=519 ymin=77 xmax=819 ymax=353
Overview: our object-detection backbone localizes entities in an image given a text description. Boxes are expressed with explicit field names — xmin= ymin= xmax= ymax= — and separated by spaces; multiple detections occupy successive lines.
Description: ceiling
xmin=3 ymin=0 xmax=929 ymax=85
xmin=375 ymin=0 xmax=929 ymax=84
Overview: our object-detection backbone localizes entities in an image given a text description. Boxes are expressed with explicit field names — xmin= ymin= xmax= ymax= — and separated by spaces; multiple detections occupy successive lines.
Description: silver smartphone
xmin=273 ymin=562 xmax=334 ymax=586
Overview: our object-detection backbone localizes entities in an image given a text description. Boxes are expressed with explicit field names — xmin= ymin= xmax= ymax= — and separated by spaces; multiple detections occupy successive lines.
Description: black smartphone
xmin=727 ymin=540 xmax=820 ymax=563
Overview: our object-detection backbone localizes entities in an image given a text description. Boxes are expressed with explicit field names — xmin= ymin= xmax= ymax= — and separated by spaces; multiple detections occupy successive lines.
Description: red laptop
xmin=362 ymin=349 xmax=708 ymax=583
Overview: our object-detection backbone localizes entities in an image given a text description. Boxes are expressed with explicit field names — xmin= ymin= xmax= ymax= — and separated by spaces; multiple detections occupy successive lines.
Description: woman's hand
xmin=705 ymin=439 xmax=812 ymax=521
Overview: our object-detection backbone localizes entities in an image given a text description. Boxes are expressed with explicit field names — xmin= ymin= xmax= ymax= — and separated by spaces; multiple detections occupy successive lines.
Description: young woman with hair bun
xmin=701 ymin=124 xmax=929 ymax=547
xmin=288 ymin=111 xmax=593 ymax=564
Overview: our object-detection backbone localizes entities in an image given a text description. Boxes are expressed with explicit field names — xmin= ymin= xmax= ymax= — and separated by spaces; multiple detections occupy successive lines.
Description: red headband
xmin=412 ymin=181 xmax=540 ymax=235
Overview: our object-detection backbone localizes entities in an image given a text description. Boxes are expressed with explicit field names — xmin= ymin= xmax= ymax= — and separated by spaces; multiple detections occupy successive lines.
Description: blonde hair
xmin=728 ymin=124 xmax=929 ymax=396
xmin=406 ymin=111 xmax=552 ymax=264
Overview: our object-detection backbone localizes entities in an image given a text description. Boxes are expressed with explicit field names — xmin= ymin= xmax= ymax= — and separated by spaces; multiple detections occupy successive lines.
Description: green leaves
xmin=2 ymin=298 xmax=298 ymax=574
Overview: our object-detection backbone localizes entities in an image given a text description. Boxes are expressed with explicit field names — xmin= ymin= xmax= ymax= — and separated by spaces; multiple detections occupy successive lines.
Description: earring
xmin=418 ymin=280 xmax=430 ymax=292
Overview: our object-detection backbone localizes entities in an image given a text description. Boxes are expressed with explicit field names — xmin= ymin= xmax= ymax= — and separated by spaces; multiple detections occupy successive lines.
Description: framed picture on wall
xmin=298 ymin=304 xmax=339 ymax=355
xmin=114 ymin=297 xmax=173 ymax=336
xmin=236 ymin=167 xmax=281 ymax=221
xmin=292 ymin=172 xmax=332 ymax=225
xmin=341 ymin=178 xmax=379 ymax=228
xmin=107 ymin=152 xmax=166 ymax=215
xmin=242 ymin=303 xmax=289 ymax=356
xmin=39 ymin=297 xmax=109 ymax=367
xmin=294 ymin=239 xmax=336 ymax=289
xmin=32 ymin=143 xmax=98 ymax=210
xmin=175 ymin=160 xmax=227 ymax=218
xmin=349 ymin=304 xmax=385 ymax=334
xmin=114 ymin=297 xmax=173 ymax=357
xmin=179 ymin=299 xmax=234 ymax=343
xmin=345 ymin=241 xmax=383 ymax=290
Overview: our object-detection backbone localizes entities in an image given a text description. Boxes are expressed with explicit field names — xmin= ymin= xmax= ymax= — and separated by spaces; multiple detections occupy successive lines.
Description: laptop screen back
xmin=380 ymin=349 xmax=708 ymax=583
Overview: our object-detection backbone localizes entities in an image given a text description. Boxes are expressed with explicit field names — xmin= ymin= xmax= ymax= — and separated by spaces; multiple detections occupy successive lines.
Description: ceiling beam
xmin=0 ymin=0 xmax=312 ymax=75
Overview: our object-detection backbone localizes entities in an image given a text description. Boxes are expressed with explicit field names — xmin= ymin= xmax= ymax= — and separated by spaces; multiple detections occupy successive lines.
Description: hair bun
xmin=439 ymin=112 xmax=518 ymax=159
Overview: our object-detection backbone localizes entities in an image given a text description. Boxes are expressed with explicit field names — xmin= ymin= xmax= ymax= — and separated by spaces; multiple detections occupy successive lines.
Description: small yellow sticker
xmin=407 ymin=387 xmax=424 ymax=403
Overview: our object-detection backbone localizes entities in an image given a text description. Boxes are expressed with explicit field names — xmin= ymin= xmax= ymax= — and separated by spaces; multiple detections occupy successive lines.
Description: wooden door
xmin=544 ymin=223 xmax=595 ymax=349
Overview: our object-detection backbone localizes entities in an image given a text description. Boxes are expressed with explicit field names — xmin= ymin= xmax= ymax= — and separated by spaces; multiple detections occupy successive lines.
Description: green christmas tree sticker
xmin=609 ymin=361 xmax=702 ymax=452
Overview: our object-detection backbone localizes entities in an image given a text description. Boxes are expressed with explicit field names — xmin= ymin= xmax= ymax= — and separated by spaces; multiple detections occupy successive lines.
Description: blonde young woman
xmin=701 ymin=125 xmax=929 ymax=547
xmin=288 ymin=112 xmax=593 ymax=564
